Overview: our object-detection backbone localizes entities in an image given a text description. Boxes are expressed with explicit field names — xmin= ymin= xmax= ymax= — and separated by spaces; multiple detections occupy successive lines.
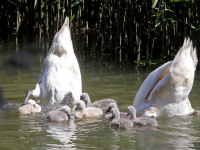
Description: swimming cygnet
xmin=46 ymin=105 xmax=71 ymax=121
xmin=127 ymin=106 xmax=158 ymax=127
xmin=105 ymin=103 xmax=129 ymax=121
xmin=80 ymin=93 xmax=116 ymax=109
xmin=18 ymin=99 xmax=42 ymax=115
xmin=74 ymin=100 xmax=103 ymax=119
xmin=110 ymin=108 xmax=133 ymax=129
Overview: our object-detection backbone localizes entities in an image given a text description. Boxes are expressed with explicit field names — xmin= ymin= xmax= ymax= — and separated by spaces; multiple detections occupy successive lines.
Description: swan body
xmin=74 ymin=100 xmax=103 ymax=119
xmin=127 ymin=106 xmax=158 ymax=126
xmin=105 ymin=103 xmax=129 ymax=120
xmin=25 ymin=16 xmax=82 ymax=105
xmin=80 ymin=93 xmax=116 ymax=109
xmin=18 ymin=99 xmax=41 ymax=115
xmin=110 ymin=108 xmax=133 ymax=129
xmin=47 ymin=106 xmax=71 ymax=121
xmin=133 ymin=38 xmax=198 ymax=117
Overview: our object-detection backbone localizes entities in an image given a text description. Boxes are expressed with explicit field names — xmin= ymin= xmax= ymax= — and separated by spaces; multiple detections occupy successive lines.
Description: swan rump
xmin=133 ymin=38 xmax=198 ymax=117
xmin=25 ymin=16 xmax=82 ymax=105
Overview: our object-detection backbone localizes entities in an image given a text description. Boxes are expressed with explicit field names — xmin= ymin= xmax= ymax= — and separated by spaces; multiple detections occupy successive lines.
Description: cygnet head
xmin=59 ymin=105 xmax=71 ymax=119
xmin=75 ymin=100 xmax=85 ymax=112
xmin=127 ymin=106 xmax=137 ymax=120
xmin=25 ymin=99 xmax=36 ymax=105
xmin=80 ymin=93 xmax=91 ymax=105
xmin=105 ymin=103 xmax=118 ymax=113
xmin=33 ymin=103 xmax=42 ymax=113
xmin=111 ymin=108 xmax=120 ymax=120
xmin=24 ymin=99 xmax=41 ymax=113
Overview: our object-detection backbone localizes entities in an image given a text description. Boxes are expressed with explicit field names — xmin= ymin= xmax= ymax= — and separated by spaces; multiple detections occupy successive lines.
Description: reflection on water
xmin=0 ymin=37 xmax=200 ymax=149
xmin=46 ymin=119 xmax=77 ymax=149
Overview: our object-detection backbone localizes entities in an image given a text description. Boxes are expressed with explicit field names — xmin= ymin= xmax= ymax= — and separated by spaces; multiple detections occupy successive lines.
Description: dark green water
xmin=0 ymin=36 xmax=200 ymax=150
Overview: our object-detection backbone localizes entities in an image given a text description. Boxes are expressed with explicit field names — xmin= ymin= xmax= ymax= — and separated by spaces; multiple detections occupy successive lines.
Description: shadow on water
xmin=0 ymin=32 xmax=200 ymax=149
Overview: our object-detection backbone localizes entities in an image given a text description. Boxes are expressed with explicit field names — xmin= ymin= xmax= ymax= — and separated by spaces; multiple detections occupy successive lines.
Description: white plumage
xmin=24 ymin=17 xmax=82 ymax=105
xmin=133 ymin=38 xmax=197 ymax=117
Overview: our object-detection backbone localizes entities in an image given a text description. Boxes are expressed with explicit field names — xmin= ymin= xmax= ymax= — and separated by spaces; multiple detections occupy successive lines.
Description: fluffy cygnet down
xmin=127 ymin=106 xmax=158 ymax=127
xmin=105 ymin=103 xmax=129 ymax=121
xmin=110 ymin=108 xmax=133 ymax=129
xmin=18 ymin=99 xmax=42 ymax=115
xmin=74 ymin=100 xmax=103 ymax=119
xmin=80 ymin=93 xmax=116 ymax=109
xmin=47 ymin=106 xmax=71 ymax=121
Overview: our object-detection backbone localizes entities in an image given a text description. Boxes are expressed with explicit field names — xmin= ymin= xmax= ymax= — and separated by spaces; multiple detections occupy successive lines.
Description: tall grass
xmin=1 ymin=0 xmax=200 ymax=65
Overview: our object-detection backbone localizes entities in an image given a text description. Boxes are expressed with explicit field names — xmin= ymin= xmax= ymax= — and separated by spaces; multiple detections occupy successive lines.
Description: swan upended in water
xmin=18 ymin=99 xmax=41 ymax=115
xmin=133 ymin=38 xmax=198 ymax=117
xmin=24 ymin=16 xmax=82 ymax=105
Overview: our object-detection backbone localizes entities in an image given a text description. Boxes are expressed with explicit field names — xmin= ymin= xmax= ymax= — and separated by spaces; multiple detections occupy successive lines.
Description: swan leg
xmin=24 ymin=90 xmax=33 ymax=104
xmin=60 ymin=92 xmax=72 ymax=105
xmin=49 ymin=88 xmax=56 ymax=105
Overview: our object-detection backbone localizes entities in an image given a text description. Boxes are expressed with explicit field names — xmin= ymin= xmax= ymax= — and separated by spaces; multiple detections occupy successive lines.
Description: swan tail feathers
xmin=171 ymin=38 xmax=197 ymax=71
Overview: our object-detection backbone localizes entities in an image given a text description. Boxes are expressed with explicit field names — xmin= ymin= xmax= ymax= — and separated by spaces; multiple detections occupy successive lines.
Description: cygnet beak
xmin=127 ymin=113 xmax=129 ymax=116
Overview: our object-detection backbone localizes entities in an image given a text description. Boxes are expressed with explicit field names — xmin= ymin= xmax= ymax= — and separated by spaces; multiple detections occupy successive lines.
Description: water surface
xmin=0 ymin=37 xmax=200 ymax=150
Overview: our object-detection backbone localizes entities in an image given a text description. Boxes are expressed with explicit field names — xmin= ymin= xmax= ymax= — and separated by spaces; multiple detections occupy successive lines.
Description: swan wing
xmin=133 ymin=61 xmax=172 ymax=111
xmin=133 ymin=38 xmax=197 ymax=115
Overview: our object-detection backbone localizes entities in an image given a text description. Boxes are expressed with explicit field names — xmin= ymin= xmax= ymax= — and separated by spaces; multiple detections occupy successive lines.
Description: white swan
xmin=24 ymin=16 xmax=82 ymax=105
xmin=18 ymin=99 xmax=41 ymax=115
xmin=133 ymin=38 xmax=198 ymax=117
xmin=74 ymin=100 xmax=103 ymax=119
